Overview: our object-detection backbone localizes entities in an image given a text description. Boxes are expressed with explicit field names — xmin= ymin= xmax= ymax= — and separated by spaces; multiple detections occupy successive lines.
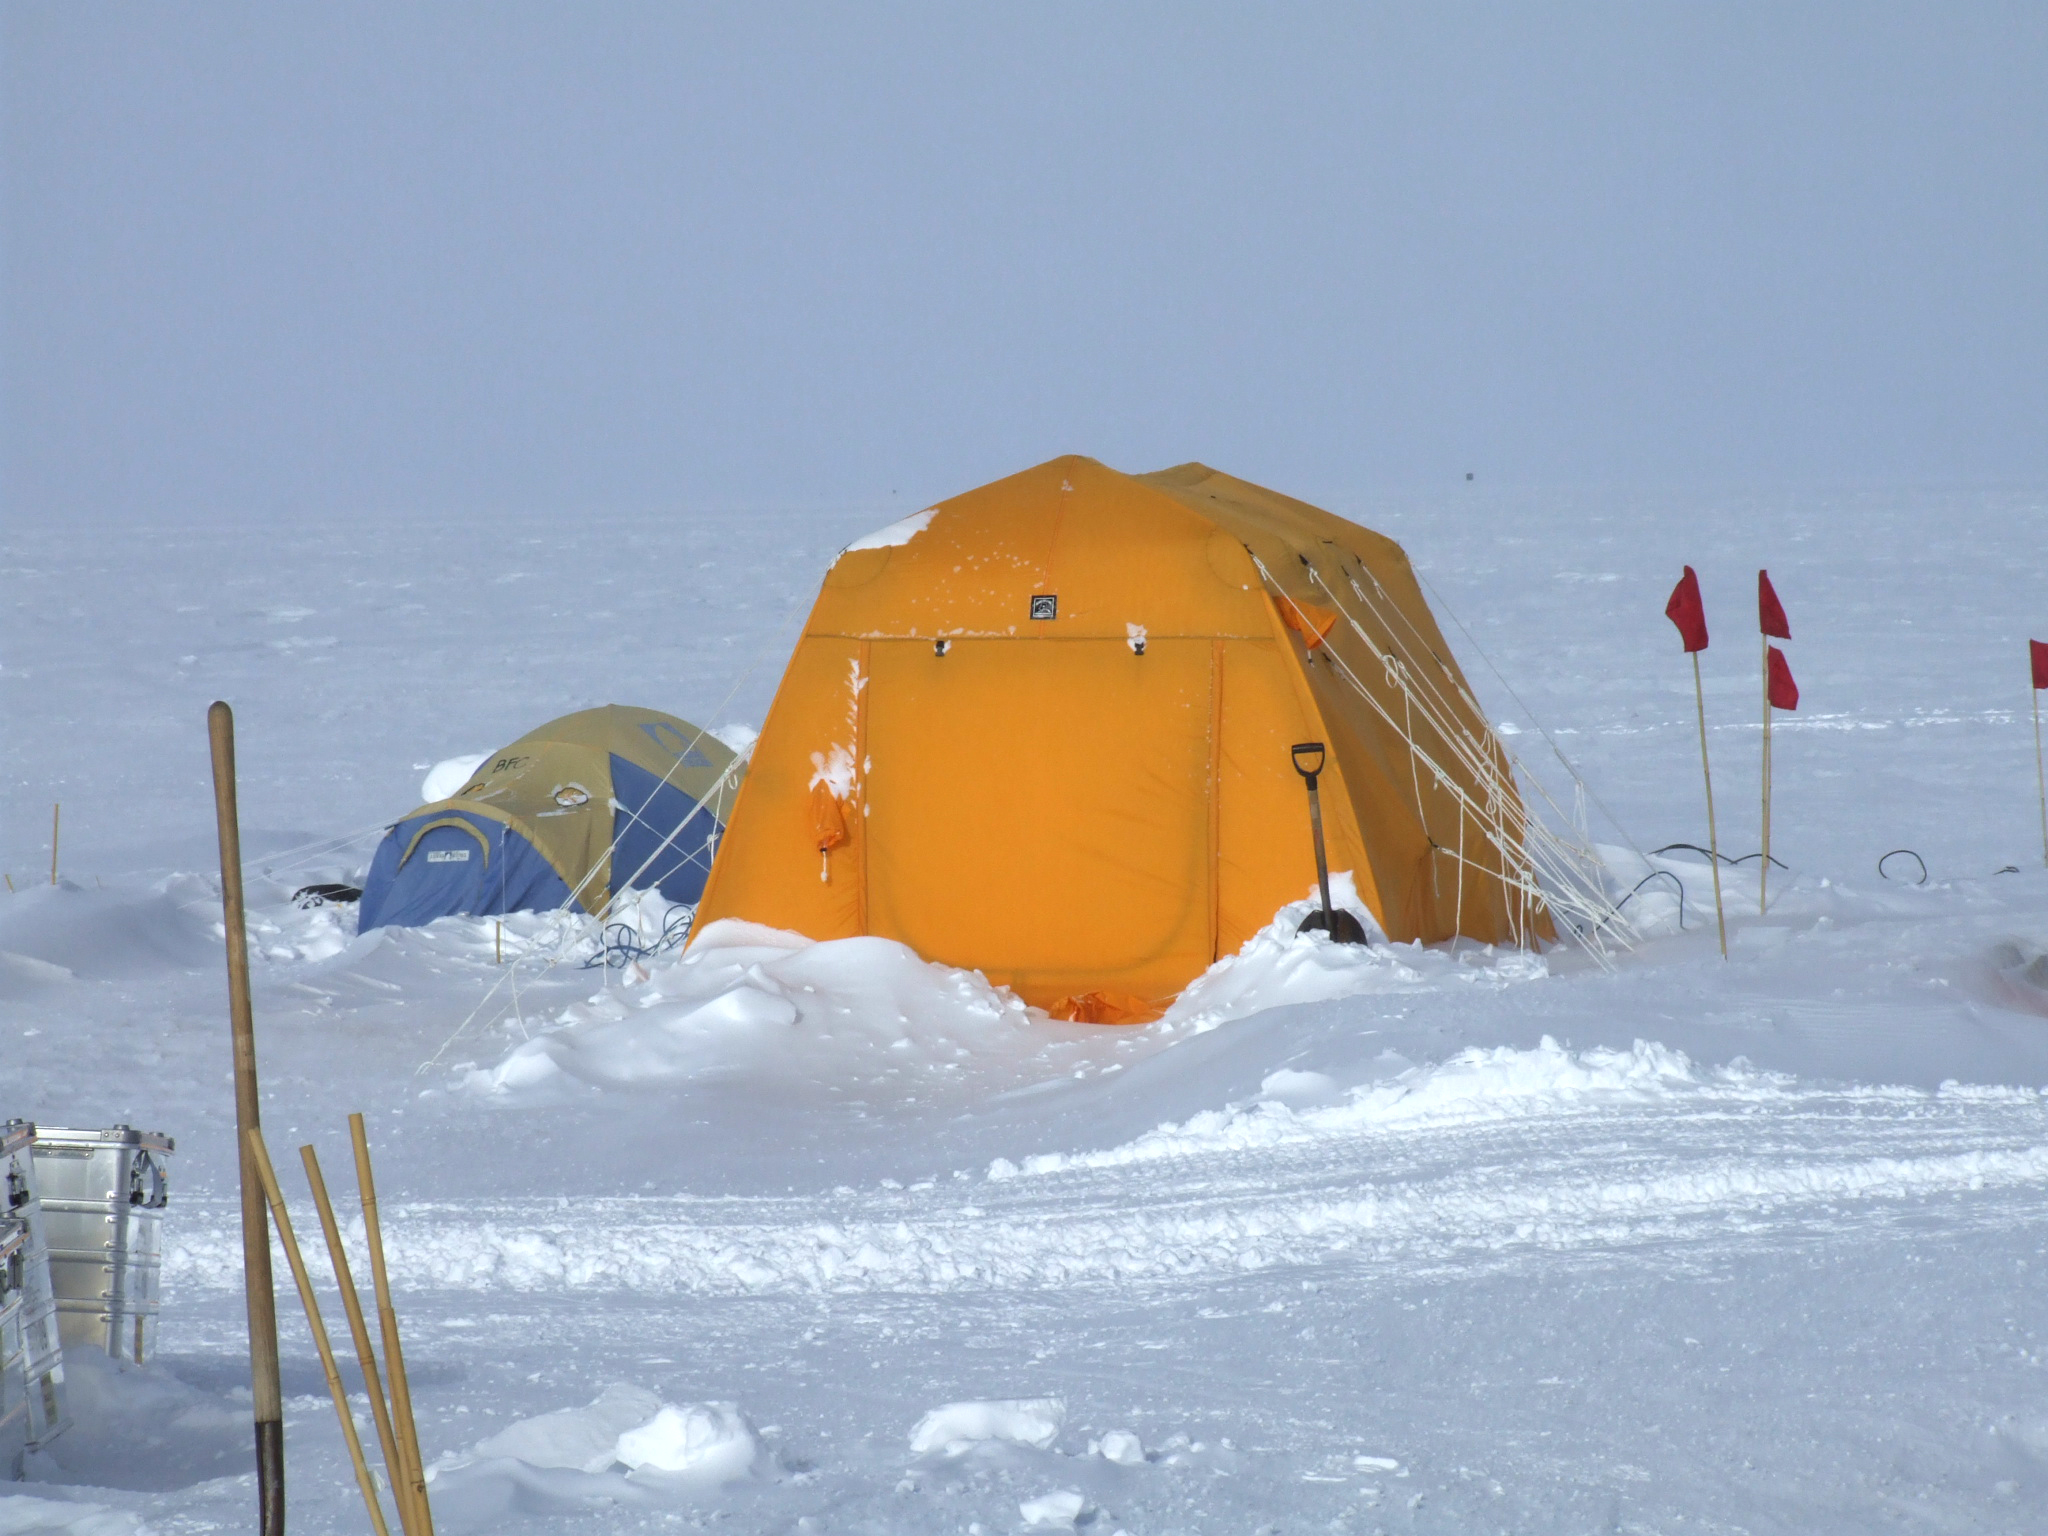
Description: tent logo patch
xmin=1030 ymin=594 xmax=1058 ymax=621
xmin=425 ymin=849 xmax=471 ymax=863
xmin=640 ymin=720 xmax=714 ymax=767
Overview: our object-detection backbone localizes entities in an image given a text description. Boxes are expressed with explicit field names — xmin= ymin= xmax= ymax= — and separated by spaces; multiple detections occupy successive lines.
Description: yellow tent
xmin=693 ymin=455 xmax=1550 ymax=1020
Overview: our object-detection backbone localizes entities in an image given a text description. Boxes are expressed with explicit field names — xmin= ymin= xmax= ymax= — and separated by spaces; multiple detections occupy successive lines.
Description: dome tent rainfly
xmin=357 ymin=705 xmax=745 ymax=931
xmin=691 ymin=455 xmax=1553 ymax=1022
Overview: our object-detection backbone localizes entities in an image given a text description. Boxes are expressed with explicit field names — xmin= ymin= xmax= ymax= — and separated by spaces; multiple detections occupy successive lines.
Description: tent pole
xmin=208 ymin=702 xmax=285 ymax=1535
xmin=248 ymin=1131 xmax=392 ymax=1536
xmin=2035 ymin=686 xmax=2047 ymax=869
xmin=1760 ymin=636 xmax=1772 ymax=914
xmin=300 ymin=1143 xmax=415 ymax=1536
xmin=1692 ymin=654 xmax=1728 ymax=957
xmin=353 ymin=1114 xmax=433 ymax=1534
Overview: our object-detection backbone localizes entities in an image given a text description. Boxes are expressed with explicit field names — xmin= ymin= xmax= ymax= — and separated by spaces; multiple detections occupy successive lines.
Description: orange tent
xmin=693 ymin=455 xmax=1550 ymax=1020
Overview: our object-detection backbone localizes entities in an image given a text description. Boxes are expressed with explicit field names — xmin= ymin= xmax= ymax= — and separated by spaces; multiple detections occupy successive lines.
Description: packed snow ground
xmin=3 ymin=485 xmax=2047 ymax=1533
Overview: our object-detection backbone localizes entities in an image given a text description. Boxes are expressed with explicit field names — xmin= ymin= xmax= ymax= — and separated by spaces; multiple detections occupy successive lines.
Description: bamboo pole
xmin=49 ymin=804 xmax=59 ymax=886
xmin=301 ymin=1144 xmax=416 ymax=1536
xmin=2034 ymin=686 xmax=2047 ymax=869
xmin=1760 ymin=637 xmax=1773 ymax=914
xmin=351 ymin=1114 xmax=432 ymax=1534
xmin=208 ymin=702 xmax=285 ymax=1535
xmin=1692 ymin=654 xmax=1728 ymax=957
xmin=248 ymin=1129 xmax=392 ymax=1536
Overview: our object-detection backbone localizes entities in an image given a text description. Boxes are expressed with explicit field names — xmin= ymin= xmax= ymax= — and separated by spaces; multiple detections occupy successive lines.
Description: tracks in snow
xmin=166 ymin=1074 xmax=2048 ymax=1299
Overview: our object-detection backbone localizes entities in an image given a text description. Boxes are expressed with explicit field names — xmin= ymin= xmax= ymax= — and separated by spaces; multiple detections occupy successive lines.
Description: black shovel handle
xmin=1291 ymin=741 xmax=1326 ymax=781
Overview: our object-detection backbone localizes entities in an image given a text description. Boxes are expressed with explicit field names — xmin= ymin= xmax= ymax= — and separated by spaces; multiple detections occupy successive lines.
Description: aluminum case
xmin=0 ymin=1120 xmax=67 ymax=1456
xmin=30 ymin=1125 xmax=173 ymax=1367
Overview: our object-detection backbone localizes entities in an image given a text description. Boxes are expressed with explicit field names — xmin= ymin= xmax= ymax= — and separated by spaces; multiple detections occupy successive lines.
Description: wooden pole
xmin=351 ymin=1114 xmax=432 ymax=1535
xmin=49 ymin=803 xmax=58 ymax=886
xmin=208 ymin=701 xmax=285 ymax=1535
xmin=1692 ymin=654 xmax=1728 ymax=957
xmin=2034 ymin=686 xmax=2047 ymax=869
xmin=248 ymin=1130 xmax=393 ymax=1536
xmin=1760 ymin=637 xmax=1772 ymax=914
xmin=301 ymin=1145 xmax=416 ymax=1536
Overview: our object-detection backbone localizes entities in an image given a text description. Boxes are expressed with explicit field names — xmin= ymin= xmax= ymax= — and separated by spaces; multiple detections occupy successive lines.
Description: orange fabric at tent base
xmin=692 ymin=455 xmax=1550 ymax=1017
xmin=1047 ymin=992 xmax=1159 ymax=1026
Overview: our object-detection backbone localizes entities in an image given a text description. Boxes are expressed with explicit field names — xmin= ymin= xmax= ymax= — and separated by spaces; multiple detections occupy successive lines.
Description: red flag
xmin=2032 ymin=640 xmax=2048 ymax=690
xmin=1758 ymin=569 xmax=1790 ymax=640
xmin=1766 ymin=645 xmax=1798 ymax=711
xmin=1665 ymin=566 xmax=1708 ymax=652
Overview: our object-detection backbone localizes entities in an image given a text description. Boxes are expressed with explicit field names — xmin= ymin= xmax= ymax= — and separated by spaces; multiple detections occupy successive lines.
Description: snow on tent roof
xmin=690 ymin=454 xmax=1550 ymax=1023
xmin=357 ymin=704 xmax=745 ymax=931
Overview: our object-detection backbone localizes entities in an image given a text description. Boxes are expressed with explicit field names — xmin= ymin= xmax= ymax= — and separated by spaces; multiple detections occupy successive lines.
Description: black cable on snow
xmin=1651 ymin=842 xmax=1784 ymax=870
xmin=1610 ymin=869 xmax=1687 ymax=932
xmin=1878 ymin=849 xmax=1927 ymax=885
xmin=581 ymin=903 xmax=695 ymax=970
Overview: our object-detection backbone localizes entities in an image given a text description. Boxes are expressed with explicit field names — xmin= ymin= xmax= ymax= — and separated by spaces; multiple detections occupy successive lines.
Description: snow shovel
xmin=1291 ymin=742 xmax=1369 ymax=945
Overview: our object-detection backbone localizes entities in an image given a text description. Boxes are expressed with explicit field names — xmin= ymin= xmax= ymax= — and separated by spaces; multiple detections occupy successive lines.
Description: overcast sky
xmin=3 ymin=4 xmax=2043 ymax=517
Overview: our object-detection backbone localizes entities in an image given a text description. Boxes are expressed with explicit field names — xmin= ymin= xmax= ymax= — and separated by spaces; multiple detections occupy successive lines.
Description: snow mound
xmin=467 ymin=918 xmax=1044 ymax=1099
xmin=709 ymin=722 xmax=759 ymax=756
xmin=0 ymin=875 xmax=227 ymax=980
xmin=990 ymin=1037 xmax=1755 ymax=1178
xmin=0 ymin=1498 xmax=144 ymax=1536
xmin=909 ymin=1397 xmax=1065 ymax=1455
xmin=1160 ymin=872 xmax=1544 ymax=1035
xmin=466 ymin=1381 xmax=659 ymax=1473
xmin=465 ymin=881 xmax=1552 ymax=1104
xmin=427 ymin=1385 xmax=758 ymax=1522
xmin=420 ymin=752 xmax=490 ymax=802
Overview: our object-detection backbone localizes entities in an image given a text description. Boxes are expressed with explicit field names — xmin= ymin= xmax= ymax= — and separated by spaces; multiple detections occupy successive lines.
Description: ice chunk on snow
xmin=1260 ymin=1068 xmax=1339 ymax=1104
xmin=614 ymin=1401 xmax=759 ymax=1484
xmin=421 ymin=752 xmax=490 ymax=802
xmin=1098 ymin=1429 xmax=1145 ymax=1465
xmin=843 ymin=507 xmax=938 ymax=552
xmin=909 ymin=1397 xmax=1065 ymax=1455
xmin=1019 ymin=1489 xmax=1086 ymax=1527
xmin=465 ymin=1382 xmax=659 ymax=1473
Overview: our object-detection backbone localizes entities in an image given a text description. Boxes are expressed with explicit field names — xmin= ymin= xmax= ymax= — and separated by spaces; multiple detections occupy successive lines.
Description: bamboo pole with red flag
xmin=1666 ymin=567 xmax=1726 ymax=956
xmin=1762 ymin=646 xmax=1798 ymax=908
xmin=2030 ymin=641 xmax=2048 ymax=866
xmin=1758 ymin=572 xmax=1793 ymax=912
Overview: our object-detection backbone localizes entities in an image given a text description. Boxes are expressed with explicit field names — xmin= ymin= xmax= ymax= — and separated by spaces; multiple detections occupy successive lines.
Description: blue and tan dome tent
xmin=357 ymin=705 xmax=745 ymax=931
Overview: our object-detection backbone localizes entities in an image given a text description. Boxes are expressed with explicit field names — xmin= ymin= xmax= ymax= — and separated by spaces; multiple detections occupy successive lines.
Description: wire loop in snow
xmin=581 ymin=904 xmax=695 ymax=969
xmin=1878 ymin=849 xmax=1927 ymax=885
xmin=1611 ymin=869 xmax=1687 ymax=931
